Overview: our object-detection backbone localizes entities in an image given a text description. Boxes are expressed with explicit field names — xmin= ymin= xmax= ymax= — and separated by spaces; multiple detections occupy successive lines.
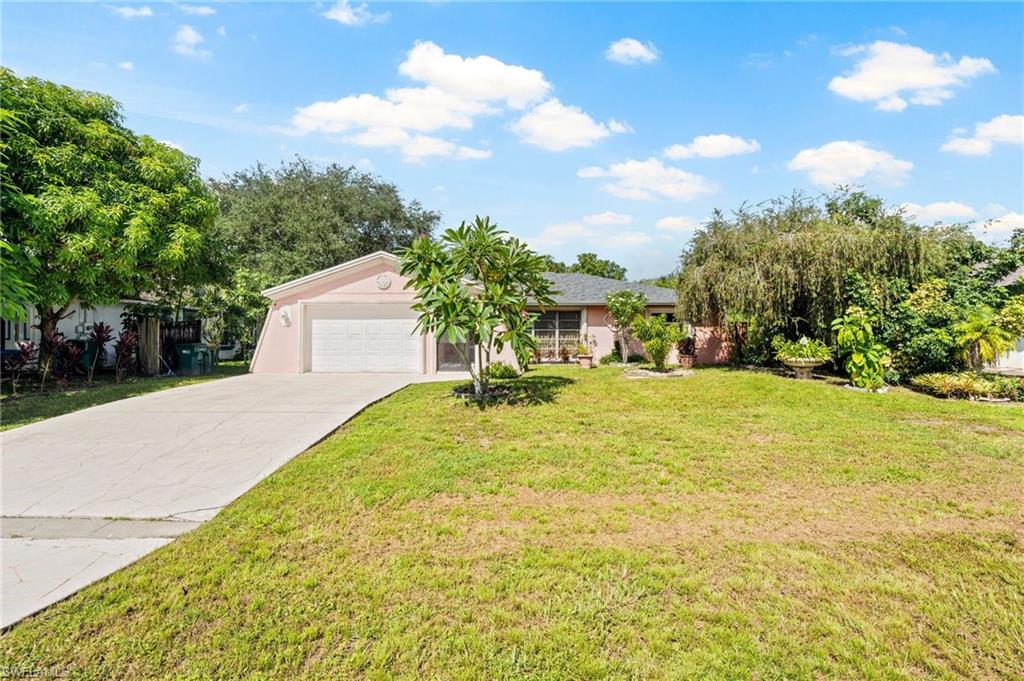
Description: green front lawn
xmin=3 ymin=367 xmax=1023 ymax=678
xmin=0 ymin=362 xmax=249 ymax=431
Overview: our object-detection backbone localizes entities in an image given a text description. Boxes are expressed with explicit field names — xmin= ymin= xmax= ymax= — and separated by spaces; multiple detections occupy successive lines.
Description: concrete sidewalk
xmin=1 ymin=372 xmax=466 ymax=627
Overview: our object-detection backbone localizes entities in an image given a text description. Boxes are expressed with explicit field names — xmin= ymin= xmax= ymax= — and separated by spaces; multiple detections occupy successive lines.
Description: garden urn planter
xmin=679 ymin=354 xmax=695 ymax=369
xmin=577 ymin=354 xmax=594 ymax=369
xmin=782 ymin=358 xmax=822 ymax=379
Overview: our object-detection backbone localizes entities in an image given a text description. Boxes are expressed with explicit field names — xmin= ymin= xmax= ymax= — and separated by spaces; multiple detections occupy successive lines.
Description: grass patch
xmin=2 ymin=367 xmax=1022 ymax=678
xmin=0 ymin=362 xmax=249 ymax=431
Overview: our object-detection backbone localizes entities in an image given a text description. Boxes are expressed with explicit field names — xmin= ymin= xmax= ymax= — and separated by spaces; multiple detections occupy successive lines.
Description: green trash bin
xmin=175 ymin=343 xmax=202 ymax=376
xmin=196 ymin=345 xmax=212 ymax=375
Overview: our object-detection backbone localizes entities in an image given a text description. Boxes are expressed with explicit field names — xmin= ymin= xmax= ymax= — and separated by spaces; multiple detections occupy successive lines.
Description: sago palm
xmin=954 ymin=308 xmax=1014 ymax=370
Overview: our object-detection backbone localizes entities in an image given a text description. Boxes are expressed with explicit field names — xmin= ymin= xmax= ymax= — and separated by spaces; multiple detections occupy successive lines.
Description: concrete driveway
xmin=1 ymin=371 xmax=466 ymax=627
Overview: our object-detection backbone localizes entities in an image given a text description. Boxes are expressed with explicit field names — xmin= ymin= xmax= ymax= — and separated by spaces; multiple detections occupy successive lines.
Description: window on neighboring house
xmin=652 ymin=312 xmax=676 ymax=323
xmin=3 ymin=319 xmax=30 ymax=342
xmin=531 ymin=310 xmax=581 ymax=361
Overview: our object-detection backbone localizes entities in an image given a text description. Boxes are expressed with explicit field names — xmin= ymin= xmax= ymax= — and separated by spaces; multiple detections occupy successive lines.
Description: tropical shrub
xmin=2 ymin=341 xmax=37 ymax=396
xmin=486 ymin=361 xmax=519 ymax=379
xmin=114 ymin=330 xmax=139 ymax=383
xmin=954 ymin=308 xmax=1015 ymax=371
xmin=632 ymin=316 xmax=682 ymax=371
xmin=599 ymin=348 xmax=645 ymax=365
xmin=676 ymin=332 xmax=696 ymax=357
xmin=996 ymin=294 xmax=1024 ymax=338
xmin=832 ymin=308 xmax=889 ymax=390
xmin=910 ymin=372 xmax=1023 ymax=401
xmin=772 ymin=336 xmax=832 ymax=363
xmin=87 ymin=322 xmax=114 ymax=383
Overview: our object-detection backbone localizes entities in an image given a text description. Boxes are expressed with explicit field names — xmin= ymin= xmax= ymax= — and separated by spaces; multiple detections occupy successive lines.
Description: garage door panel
xmin=309 ymin=309 xmax=421 ymax=373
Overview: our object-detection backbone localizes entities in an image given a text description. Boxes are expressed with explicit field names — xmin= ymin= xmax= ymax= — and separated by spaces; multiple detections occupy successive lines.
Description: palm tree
xmin=954 ymin=308 xmax=1014 ymax=371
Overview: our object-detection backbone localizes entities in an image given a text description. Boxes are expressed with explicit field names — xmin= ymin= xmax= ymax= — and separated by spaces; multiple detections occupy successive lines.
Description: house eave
xmin=261 ymin=251 xmax=401 ymax=300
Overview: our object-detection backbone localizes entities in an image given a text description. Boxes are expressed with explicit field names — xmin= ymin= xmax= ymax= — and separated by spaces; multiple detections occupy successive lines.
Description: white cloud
xmin=511 ymin=99 xmax=625 ymax=151
xmin=292 ymin=87 xmax=493 ymax=135
xmin=341 ymin=126 xmax=490 ymax=163
xmin=179 ymin=5 xmax=215 ymax=16
xmin=289 ymin=41 xmax=616 ymax=162
xmin=664 ymin=134 xmax=761 ymax=160
xmin=116 ymin=61 xmax=134 ymax=70
xmin=217 ymin=25 xmax=226 ymax=36
xmin=606 ymin=231 xmax=653 ymax=247
xmin=606 ymin=38 xmax=659 ymax=65
xmin=940 ymin=114 xmax=1024 ymax=156
xmin=233 ymin=103 xmax=249 ymax=114
xmin=159 ymin=139 xmax=183 ymax=151
xmin=584 ymin=211 xmax=633 ymax=226
xmin=980 ymin=212 xmax=1024 ymax=240
xmin=828 ymin=41 xmax=995 ymax=111
xmin=608 ymin=119 xmax=633 ymax=134
xmin=399 ymin=41 xmax=550 ymax=109
xmin=900 ymin=201 xmax=976 ymax=224
xmin=107 ymin=5 xmax=153 ymax=18
xmin=323 ymin=1 xmax=390 ymax=26
xmin=578 ymin=158 xmax=718 ymax=201
xmin=528 ymin=222 xmax=597 ymax=250
xmin=787 ymin=140 xmax=913 ymax=187
xmin=173 ymin=25 xmax=210 ymax=58
xmin=655 ymin=216 xmax=701 ymax=232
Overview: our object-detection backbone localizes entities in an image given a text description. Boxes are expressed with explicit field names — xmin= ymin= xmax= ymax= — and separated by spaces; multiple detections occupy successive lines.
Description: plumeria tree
xmin=400 ymin=216 xmax=555 ymax=399
xmin=605 ymin=290 xmax=648 ymax=364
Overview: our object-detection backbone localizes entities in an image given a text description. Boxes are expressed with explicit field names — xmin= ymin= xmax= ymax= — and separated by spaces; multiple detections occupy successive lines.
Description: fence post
xmin=138 ymin=317 xmax=161 ymax=375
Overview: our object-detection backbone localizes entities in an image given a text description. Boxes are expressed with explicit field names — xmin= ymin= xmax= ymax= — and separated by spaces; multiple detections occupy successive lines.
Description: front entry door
xmin=437 ymin=336 xmax=474 ymax=371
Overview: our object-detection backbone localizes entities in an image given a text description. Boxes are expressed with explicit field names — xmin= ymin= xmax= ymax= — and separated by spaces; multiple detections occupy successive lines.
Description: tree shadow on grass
xmin=453 ymin=375 xmax=576 ymax=409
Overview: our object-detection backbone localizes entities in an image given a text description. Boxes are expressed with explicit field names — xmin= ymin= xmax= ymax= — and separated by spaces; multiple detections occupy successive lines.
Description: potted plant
xmin=575 ymin=334 xmax=597 ymax=369
xmin=773 ymin=336 xmax=831 ymax=379
xmin=676 ymin=331 xmax=696 ymax=369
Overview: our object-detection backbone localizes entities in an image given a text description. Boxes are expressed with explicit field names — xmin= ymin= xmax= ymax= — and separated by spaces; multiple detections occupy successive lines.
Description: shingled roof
xmin=537 ymin=272 xmax=677 ymax=306
xmin=996 ymin=264 xmax=1024 ymax=287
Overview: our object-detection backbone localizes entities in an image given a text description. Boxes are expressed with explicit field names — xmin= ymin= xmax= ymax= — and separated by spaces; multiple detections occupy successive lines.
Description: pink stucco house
xmin=250 ymin=251 xmax=729 ymax=374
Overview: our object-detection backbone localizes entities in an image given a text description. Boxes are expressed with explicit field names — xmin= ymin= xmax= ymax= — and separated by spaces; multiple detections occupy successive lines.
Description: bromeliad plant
xmin=400 ymin=216 xmax=556 ymax=400
xmin=832 ymin=308 xmax=889 ymax=390
xmin=773 ymin=336 xmax=832 ymax=363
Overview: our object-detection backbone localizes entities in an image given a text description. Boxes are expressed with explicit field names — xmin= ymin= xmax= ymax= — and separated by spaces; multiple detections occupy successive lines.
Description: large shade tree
xmin=540 ymin=252 xmax=627 ymax=280
xmin=199 ymin=158 xmax=440 ymax=358
xmin=400 ymin=217 xmax=555 ymax=399
xmin=209 ymin=158 xmax=440 ymax=283
xmin=0 ymin=68 xmax=223 ymax=339
xmin=677 ymin=191 xmax=972 ymax=343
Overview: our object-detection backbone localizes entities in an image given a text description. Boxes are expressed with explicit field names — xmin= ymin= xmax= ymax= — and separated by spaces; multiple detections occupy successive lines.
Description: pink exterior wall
xmin=251 ymin=255 xmax=735 ymax=374
xmin=250 ymin=260 xmax=435 ymax=374
xmin=494 ymin=305 xmax=739 ymax=367
xmin=694 ymin=326 xmax=734 ymax=364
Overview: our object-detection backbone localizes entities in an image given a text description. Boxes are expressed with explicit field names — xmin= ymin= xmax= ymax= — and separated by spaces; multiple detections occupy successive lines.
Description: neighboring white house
xmin=0 ymin=299 xmax=224 ymax=366
xmin=2 ymin=301 xmax=132 ymax=366
xmin=992 ymin=264 xmax=1024 ymax=375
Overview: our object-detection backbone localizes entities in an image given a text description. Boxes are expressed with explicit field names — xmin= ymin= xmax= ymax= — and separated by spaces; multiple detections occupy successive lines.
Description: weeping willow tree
xmin=677 ymin=191 xmax=970 ymax=343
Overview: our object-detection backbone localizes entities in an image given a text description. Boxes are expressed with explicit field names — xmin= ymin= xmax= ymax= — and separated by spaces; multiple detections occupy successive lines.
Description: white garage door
xmin=309 ymin=306 xmax=422 ymax=373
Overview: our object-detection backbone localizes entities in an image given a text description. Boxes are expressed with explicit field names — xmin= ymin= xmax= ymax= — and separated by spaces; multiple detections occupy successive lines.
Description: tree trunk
xmin=35 ymin=305 xmax=68 ymax=377
xmin=618 ymin=332 xmax=629 ymax=364
xmin=137 ymin=317 xmax=161 ymax=376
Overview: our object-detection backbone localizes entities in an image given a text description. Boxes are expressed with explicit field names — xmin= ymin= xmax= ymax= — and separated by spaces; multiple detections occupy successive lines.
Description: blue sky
xmin=4 ymin=2 xmax=1023 ymax=279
